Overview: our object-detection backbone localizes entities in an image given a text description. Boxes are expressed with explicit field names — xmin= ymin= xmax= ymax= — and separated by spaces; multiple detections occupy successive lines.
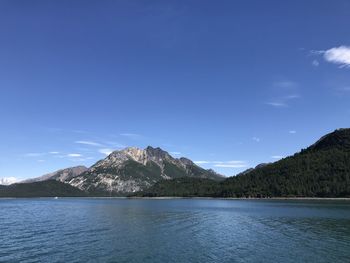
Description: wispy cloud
xmin=265 ymin=102 xmax=288 ymax=108
xmin=103 ymin=141 xmax=126 ymax=148
xmin=273 ymin=81 xmax=298 ymax=89
xmin=75 ymin=140 xmax=103 ymax=147
xmin=49 ymin=151 xmax=60 ymax=154
xmin=67 ymin=153 xmax=82 ymax=157
xmin=194 ymin=161 xmax=210 ymax=164
xmin=0 ymin=177 xmax=19 ymax=185
xmin=252 ymin=137 xmax=260 ymax=143
xmin=289 ymin=130 xmax=296 ymax=134
xmin=266 ymin=80 xmax=300 ymax=108
xmin=170 ymin=151 xmax=181 ymax=155
xmin=312 ymin=60 xmax=319 ymax=67
xmin=313 ymin=46 xmax=350 ymax=68
xmin=99 ymin=148 xmax=114 ymax=156
xmin=214 ymin=164 xmax=247 ymax=168
xmin=214 ymin=161 xmax=248 ymax=168
xmin=194 ymin=160 xmax=248 ymax=168
xmin=284 ymin=94 xmax=300 ymax=100
xmin=76 ymin=140 xmax=124 ymax=156
xmin=120 ymin=133 xmax=142 ymax=139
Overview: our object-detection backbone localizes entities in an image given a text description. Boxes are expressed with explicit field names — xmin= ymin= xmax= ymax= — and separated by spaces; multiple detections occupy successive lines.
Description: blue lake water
xmin=0 ymin=198 xmax=350 ymax=263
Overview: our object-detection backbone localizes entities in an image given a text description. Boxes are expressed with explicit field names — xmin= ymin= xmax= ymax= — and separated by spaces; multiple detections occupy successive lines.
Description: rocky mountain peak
xmin=94 ymin=146 xmax=173 ymax=168
xmin=146 ymin=146 xmax=171 ymax=160
xmin=179 ymin=157 xmax=194 ymax=166
xmin=120 ymin=147 xmax=146 ymax=163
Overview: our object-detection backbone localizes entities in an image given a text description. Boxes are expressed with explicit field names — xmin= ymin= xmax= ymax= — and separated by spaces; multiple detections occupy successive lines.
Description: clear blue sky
xmin=1 ymin=0 xmax=350 ymax=181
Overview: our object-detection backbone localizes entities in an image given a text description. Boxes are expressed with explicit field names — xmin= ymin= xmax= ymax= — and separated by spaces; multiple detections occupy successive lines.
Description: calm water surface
xmin=0 ymin=198 xmax=349 ymax=263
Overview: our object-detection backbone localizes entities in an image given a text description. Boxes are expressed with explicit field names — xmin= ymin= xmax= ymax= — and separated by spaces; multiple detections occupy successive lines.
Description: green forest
xmin=136 ymin=129 xmax=350 ymax=198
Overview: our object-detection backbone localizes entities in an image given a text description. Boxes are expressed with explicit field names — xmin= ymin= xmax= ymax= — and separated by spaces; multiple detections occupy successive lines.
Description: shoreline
xmin=1 ymin=196 xmax=350 ymax=200
xmin=127 ymin=196 xmax=350 ymax=201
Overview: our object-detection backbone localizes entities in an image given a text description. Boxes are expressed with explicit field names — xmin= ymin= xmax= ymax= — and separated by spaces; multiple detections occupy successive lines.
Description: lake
xmin=0 ymin=198 xmax=349 ymax=263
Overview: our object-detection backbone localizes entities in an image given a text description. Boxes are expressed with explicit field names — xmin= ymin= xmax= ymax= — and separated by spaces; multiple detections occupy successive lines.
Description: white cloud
xmin=284 ymin=94 xmax=300 ymax=99
xmin=170 ymin=151 xmax=181 ymax=155
xmin=194 ymin=161 xmax=210 ymax=164
xmin=323 ymin=46 xmax=350 ymax=68
xmin=75 ymin=140 xmax=102 ymax=147
xmin=252 ymin=137 xmax=260 ymax=142
xmin=49 ymin=151 xmax=60 ymax=154
xmin=214 ymin=164 xmax=247 ymax=168
xmin=267 ymin=80 xmax=300 ymax=108
xmin=99 ymin=148 xmax=114 ymax=156
xmin=195 ymin=160 xmax=248 ymax=168
xmin=226 ymin=161 xmax=247 ymax=164
xmin=312 ymin=60 xmax=319 ymax=67
xmin=289 ymin=130 xmax=296 ymax=134
xmin=271 ymin=155 xmax=284 ymax=159
xmin=265 ymin=102 xmax=288 ymax=107
xmin=37 ymin=159 xmax=45 ymax=162
xmin=67 ymin=153 xmax=82 ymax=157
xmin=120 ymin=133 xmax=141 ymax=139
xmin=0 ymin=177 xmax=19 ymax=185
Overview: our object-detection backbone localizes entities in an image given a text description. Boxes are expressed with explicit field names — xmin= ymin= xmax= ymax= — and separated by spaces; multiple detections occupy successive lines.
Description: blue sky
xmin=1 ymin=0 xmax=350 ymax=182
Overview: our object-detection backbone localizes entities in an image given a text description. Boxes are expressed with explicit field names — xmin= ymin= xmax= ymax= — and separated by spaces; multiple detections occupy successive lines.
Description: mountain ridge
xmin=136 ymin=128 xmax=350 ymax=198
xmin=21 ymin=166 xmax=88 ymax=184
xmin=68 ymin=146 xmax=223 ymax=195
xmin=16 ymin=146 xmax=223 ymax=196
xmin=3 ymin=129 xmax=350 ymax=198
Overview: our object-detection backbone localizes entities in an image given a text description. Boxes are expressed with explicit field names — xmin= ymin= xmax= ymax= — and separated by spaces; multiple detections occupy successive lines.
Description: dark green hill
xmin=0 ymin=180 xmax=87 ymax=197
xmin=222 ymin=128 xmax=350 ymax=197
xmin=134 ymin=177 xmax=221 ymax=197
xmin=136 ymin=129 xmax=350 ymax=198
xmin=307 ymin=128 xmax=350 ymax=152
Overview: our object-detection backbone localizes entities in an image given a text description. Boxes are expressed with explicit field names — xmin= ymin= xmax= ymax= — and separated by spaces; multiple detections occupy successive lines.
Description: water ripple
xmin=1 ymin=198 xmax=350 ymax=263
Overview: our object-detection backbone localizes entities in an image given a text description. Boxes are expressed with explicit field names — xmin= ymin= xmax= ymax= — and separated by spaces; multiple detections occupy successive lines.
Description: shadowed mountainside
xmin=136 ymin=129 xmax=350 ymax=198
xmin=0 ymin=180 xmax=87 ymax=198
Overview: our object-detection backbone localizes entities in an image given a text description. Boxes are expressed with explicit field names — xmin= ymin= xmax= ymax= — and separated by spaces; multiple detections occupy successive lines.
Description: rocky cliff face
xmin=22 ymin=166 xmax=88 ymax=183
xmin=67 ymin=146 xmax=223 ymax=195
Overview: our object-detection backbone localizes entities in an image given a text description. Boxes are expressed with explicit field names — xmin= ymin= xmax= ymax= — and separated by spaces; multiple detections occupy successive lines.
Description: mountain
xmin=20 ymin=146 xmax=224 ymax=196
xmin=0 ymin=180 xmax=87 ymax=198
xmin=136 ymin=129 xmax=350 ymax=198
xmin=22 ymin=166 xmax=88 ymax=183
xmin=66 ymin=146 xmax=223 ymax=195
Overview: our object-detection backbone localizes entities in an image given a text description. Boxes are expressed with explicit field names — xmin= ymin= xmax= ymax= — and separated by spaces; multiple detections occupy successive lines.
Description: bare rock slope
xmin=67 ymin=146 xmax=223 ymax=195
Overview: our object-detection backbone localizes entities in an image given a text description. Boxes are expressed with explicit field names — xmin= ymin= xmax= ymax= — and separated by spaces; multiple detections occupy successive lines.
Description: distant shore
xmin=127 ymin=196 xmax=350 ymax=201
xmin=1 ymin=196 xmax=350 ymax=200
